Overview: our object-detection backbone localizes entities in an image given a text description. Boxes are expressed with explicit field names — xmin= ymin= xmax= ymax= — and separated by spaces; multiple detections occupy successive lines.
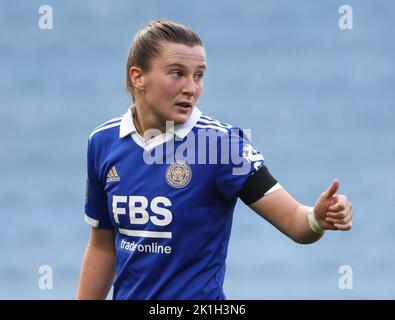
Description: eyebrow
xmin=166 ymin=63 xmax=207 ymax=70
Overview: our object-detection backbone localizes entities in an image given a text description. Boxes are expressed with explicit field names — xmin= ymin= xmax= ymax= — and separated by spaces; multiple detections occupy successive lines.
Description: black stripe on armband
xmin=238 ymin=165 xmax=278 ymax=205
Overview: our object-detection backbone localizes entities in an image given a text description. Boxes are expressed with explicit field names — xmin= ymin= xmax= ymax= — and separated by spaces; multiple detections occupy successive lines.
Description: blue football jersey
xmin=85 ymin=107 xmax=281 ymax=300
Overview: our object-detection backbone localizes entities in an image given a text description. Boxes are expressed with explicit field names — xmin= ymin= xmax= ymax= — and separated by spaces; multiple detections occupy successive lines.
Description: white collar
xmin=119 ymin=106 xmax=202 ymax=140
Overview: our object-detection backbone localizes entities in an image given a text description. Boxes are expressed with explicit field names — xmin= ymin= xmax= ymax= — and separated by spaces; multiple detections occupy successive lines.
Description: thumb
xmin=321 ymin=179 xmax=340 ymax=200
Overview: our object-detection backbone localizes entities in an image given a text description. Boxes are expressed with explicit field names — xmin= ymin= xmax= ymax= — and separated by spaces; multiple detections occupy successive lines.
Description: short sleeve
xmin=84 ymin=138 xmax=114 ymax=229
xmin=215 ymin=128 xmax=279 ymax=202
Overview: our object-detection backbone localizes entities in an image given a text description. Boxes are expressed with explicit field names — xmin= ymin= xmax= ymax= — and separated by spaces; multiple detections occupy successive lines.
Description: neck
xmin=132 ymin=104 xmax=166 ymax=139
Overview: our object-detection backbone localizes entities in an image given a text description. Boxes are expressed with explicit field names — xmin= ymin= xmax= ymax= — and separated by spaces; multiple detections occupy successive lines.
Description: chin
xmin=171 ymin=111 xmax=191 ymax=125
xmin=174 ymin=117 xmax=189 ymax=125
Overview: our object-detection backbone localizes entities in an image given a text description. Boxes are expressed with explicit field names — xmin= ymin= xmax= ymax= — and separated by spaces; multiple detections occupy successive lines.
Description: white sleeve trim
xmin=85 ymin=214 xmax=99 ymax=228
xmin=264 ymin=182 xmax=283 ymax=196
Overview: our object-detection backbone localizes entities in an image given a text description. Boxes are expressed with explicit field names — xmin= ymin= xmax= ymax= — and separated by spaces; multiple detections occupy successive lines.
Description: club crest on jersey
xmin=165 ymin=160 xmax=192 ymax=188
xmin=106 ymin=166 xmax=120 ymax=183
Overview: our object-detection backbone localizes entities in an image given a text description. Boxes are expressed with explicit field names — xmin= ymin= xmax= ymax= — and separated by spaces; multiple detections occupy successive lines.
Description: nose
xmin=182 ymin=76 xmax=197 ymax=96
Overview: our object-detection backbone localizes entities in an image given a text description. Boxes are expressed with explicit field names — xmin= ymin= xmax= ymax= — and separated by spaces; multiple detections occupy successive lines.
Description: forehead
xmin=154 ymin=42 xmax=206 ymax=69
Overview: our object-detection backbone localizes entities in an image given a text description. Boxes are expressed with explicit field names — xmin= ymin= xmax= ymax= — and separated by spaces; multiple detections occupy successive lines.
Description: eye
xmin=193 ymin=72 xmax=204 ymax=81
xmin=170 ymin=71 xmax=183 ymax=78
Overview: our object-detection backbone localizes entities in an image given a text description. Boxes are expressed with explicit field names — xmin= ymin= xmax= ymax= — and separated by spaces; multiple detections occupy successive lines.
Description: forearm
xmin=289 ymin=205 xmax=324 ymax=244
xmin=249 ymin=180 xmax=351 ymax=244
xmin=77 ymin=242 xmax=115 ymax=299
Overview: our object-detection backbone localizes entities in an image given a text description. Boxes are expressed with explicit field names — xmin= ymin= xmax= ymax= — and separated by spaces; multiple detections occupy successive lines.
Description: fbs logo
xmin=107 ymin=166 xmax=120 ymax=183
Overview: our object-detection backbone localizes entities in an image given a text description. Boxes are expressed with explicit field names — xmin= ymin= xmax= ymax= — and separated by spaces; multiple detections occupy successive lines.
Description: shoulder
xmin=194 ymin=113 xmax=248 ymax=142
xmin=88 ymin=115 xmax=123 ymax=141
xmin=87 ymin=115 xmax=123 ymax=156
xmin=194 ymin=113 xmax=234 ymax=134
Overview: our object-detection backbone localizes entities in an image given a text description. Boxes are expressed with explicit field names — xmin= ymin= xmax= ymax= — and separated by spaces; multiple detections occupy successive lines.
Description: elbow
xmin=293 ymin=238 xmax=318 ymax=245
xmin=290 ymin=233 xmax=323 ymax=245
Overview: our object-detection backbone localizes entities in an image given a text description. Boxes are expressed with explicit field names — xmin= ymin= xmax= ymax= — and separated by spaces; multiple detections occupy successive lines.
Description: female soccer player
xmin=77 ymin=19 xmax=352 ymax=300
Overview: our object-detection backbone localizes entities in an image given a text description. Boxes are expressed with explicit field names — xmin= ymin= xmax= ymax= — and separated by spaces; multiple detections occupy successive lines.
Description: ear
xmin=129 ymin=66 xmax=145 ymax=92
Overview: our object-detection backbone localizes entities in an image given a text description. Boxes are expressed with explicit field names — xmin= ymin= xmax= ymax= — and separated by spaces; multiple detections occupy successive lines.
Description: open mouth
xmin=175 ymin=102 xmax=192 ymax=109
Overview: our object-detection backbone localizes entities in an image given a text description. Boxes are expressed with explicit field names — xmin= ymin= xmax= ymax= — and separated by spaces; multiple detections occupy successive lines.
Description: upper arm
xmin=85 ymin=137 xmax=114 ymax=229
xmin=77 ymin=227 xmax=115 ymax=300
xmin=215 ymin=128 xmax=271 ymax=200
xmin=248 ymin=188 xmax=301 ymax=237
xmin=88 ymin=227 xmax=115 ymax=253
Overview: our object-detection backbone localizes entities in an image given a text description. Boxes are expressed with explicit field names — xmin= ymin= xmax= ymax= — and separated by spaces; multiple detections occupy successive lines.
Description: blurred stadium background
xmin=0 ymin=0 xmax=394 ymax=299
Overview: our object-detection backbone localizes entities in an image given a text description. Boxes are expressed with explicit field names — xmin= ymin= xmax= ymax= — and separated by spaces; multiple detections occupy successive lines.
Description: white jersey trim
xmin=89 ymin=121 xmax=121 ymax=139
xmin=85 ymin=214 xmax=99 ymax=228
xmin=195 ymin=123 xmax=228 ymax=134
xmin=131 ymin=132 xmax=174 ymax=152
xmin=199 ymin=116 xmax=232 ymax=128
xmin=119 ymin=106 xmax=203 ymax=140
xmin=119 ymin=106 xmax=204 ymax=151
xmin=119 ymin=228 xmax=172 ymax=239
xmin=93 ymin=116 xmax=123 ymax=131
